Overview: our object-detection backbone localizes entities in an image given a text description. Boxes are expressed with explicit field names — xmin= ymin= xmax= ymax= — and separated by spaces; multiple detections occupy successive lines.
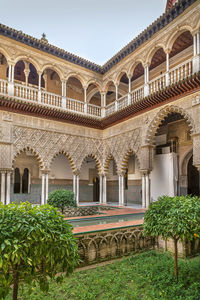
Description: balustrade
xmin=87 ymin=103 xmax=101 ymax=117
xmin=14 ymin=83 xmax=38 ymax=101
xmin=0 ymin=57 xmax=195 ymax=118
xmin=149 ymin=73 xmax=166 ymax=94
xmin=169 ymin=59 xmax=193 ymax=85
xmin=0 ymin=79 xmax=8 ymax=95
xmin=41 ymin=90 xmax=62 ymax=107
xmin=105 ymin=102 xmax=115 ymax=116
xmin=117 ymin=95 xmax=128 ymax=110
xmin=131 ymin=86 xmax=144 ymax=104
xmin=66 ymin=98 xmax=84 ymax=114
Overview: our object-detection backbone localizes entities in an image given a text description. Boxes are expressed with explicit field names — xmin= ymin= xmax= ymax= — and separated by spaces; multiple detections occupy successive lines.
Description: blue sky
xmin=1 ymin=0 xmax=166 ymax=64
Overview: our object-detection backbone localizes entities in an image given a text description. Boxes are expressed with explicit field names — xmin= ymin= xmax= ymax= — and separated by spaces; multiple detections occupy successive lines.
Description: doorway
xmin=187 ymin=156 xmax=199 ymax=196
xmin=93 ymin=177 xmax=99 ymax=202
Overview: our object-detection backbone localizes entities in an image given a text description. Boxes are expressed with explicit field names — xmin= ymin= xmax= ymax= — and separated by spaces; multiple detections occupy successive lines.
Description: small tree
xmin=0 ymin=203 xmax=79 ymax=300
xmin=48 ymin=190 xmax=76 ymax=213
xmin=143 ymin=195 xmax=200 ymax=280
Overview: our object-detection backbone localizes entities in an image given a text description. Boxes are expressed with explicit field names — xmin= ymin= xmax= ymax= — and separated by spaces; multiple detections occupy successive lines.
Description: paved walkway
xmin=65 ymin=207 xmax=145 ymax=234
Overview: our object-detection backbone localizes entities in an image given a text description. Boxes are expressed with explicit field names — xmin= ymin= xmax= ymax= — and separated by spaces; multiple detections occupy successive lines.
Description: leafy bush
xmin=143 ymin=195 xmax=200 ymax=280
xmin=47 ymin=189 xmax=76 ymax=213
xmin=0 ymin=202 xmax=79 ymax=300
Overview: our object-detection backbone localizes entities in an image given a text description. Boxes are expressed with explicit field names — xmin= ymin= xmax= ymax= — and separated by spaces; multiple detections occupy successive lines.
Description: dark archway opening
xmin=187 ymin=156 xmax=199 ymax=196
xmin=22 ymin=168 xmax=29 ymax=194
xmin=93 ymin=177 xmax=99 ymax=202
xmin=14 ymin=168 xmax=20 ymax=194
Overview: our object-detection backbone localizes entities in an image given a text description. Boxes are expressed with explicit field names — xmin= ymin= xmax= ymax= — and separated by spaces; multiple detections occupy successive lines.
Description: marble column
xmin=118 ymin=175 xmax=124 ymax=206
xmin=193 ymin=32 xmax=200 ymax=73
xmin=102 ymin=175 xmax=107 ymax=204
xmin=99 ymin=174 xmax=103 ymax=204
xmin=1 ymin=171 xmax=5 ymax=204
xmin=84 ymin=87 xmax=87 ymax=114
xmin=76 ymin=175 xmax=79 ymax=205
xmin=142 ymin=173 xmax=146 ymax=208
xmin=45 ymin=173 xmax=49 ymax=203
xmin=6 ymin=172 xmax=11 ymax=205
xmin=7 ymin=64 xmax=14 ymax=96
xmin=101 ymin=92 xmax=106 ymax=117
xmin=115 ymin=84 xmax=118 ymax=100
xmin=38 ymin=72 xmax=42 ymax=102
xmin=144 ymin=65 xmax=149 ymax=97
xmin=121 ymin=175 xmax=124 ymax=206
xmin=41 ymin=173 xmax=45 ymax=205
xmin=166 ymin=52 xmax=170 ymax=86
xmin=145 ymin=172 xmax=150 ymax=208
xmin=118 ymin=176 xmax=121 ymax=205
xmin=73 ymin=174 xmax=76 ymax=195
xmin=62 ymin=80 xmax=66 ymax=109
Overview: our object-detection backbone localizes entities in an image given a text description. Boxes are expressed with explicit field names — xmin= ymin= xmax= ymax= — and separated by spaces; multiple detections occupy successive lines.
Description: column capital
xmin=144 ymin=62 xmax=150 ymax=69
xmin=73 ymin=170 xmax=80 ymax=176
xmin=164 ymin=48 xmax=171 ymax=55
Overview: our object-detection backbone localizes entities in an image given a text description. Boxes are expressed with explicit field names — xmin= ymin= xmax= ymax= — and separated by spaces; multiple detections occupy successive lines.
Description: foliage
xmin=47 ymin=189 xmax=76 ymax=213
xmin=0 ymin=202 xmax=79 ymax=300
xmin=5 ymin=251 xmax=200 ymax=300
xmin=143 ymin=195 xmax=200 ymax=279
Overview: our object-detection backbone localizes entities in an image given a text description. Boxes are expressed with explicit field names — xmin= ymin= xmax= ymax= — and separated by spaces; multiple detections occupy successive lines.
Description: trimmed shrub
xmin=48 ymin=189 xmax=76 ymax=213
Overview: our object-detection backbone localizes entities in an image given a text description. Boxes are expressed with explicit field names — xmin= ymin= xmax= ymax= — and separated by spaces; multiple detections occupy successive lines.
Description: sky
xmin=1 ymin=0 xmax=166 ymax=65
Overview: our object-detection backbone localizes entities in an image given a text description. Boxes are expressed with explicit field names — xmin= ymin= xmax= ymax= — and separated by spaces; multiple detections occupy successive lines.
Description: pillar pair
xmin=73 ymin=174 xmax=80 ymax=205
xmin=141 ymin=171 xmax=150 ymax=208
xmin=193 ymin=31 xmax=200 ymax=73
xmin=1 ymin=170 xmax=11 ymax=205
xmin=99 ymin=174 xmax=107 ymax=204
xmin=41 ymin=173 xmax=48 ymax=205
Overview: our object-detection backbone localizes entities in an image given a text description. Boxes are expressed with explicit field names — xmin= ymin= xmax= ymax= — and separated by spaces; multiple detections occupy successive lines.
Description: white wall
xmin=151 ymin=153 xmax=178 ymax=201
xmin=50 ymin=154 xmax=73 ymax=179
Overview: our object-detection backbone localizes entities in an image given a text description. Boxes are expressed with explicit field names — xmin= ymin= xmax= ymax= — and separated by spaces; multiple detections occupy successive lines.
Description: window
xmin=22 ymin=168 xmax=29 ymax=194
xmin=14 ymin=168 xmax=20 ymax=193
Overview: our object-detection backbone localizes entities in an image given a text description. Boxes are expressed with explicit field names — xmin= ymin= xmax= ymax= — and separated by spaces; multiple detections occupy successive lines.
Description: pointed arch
xmin=104 ymin=154 xmax=118 ymax=175
xmin=145 ymin=105 xmax=195 ymax=145
xmin=79 ymin=154 xmax=102 ymax=174
xmin=181 ymin=149 xmax=193 ymax=176
xmin=12 ymin=147 xmax=45 ymax=170
xmin=120 ymin=150 xmax=140 ymax=174
xmin=49 ymin=151 xmax=77 ymax=173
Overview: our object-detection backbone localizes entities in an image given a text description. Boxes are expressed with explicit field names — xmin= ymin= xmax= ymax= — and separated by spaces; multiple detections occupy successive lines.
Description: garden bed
xmin=63 ymin=205 xmax=117 ymax=217
xmin=6 ymin=251 xmax=200 ymax=299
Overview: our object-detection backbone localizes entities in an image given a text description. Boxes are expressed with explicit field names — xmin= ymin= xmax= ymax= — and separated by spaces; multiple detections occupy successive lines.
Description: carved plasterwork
xmin=103 ymin=128 xmax=141 ymax=174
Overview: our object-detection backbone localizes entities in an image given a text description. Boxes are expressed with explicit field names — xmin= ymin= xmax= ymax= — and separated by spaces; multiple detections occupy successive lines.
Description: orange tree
xmin=48 ymin=190 xmax=76 ymax=213
xmin=0 ymin=203 xmax=79 ymax=300
xmin=143 ymin=195 xmax=200 ymax=280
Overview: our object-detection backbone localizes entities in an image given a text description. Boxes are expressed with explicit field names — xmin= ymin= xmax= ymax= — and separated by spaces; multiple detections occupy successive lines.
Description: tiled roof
xmin=0 ymin=0 xmax=196 ymax=74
